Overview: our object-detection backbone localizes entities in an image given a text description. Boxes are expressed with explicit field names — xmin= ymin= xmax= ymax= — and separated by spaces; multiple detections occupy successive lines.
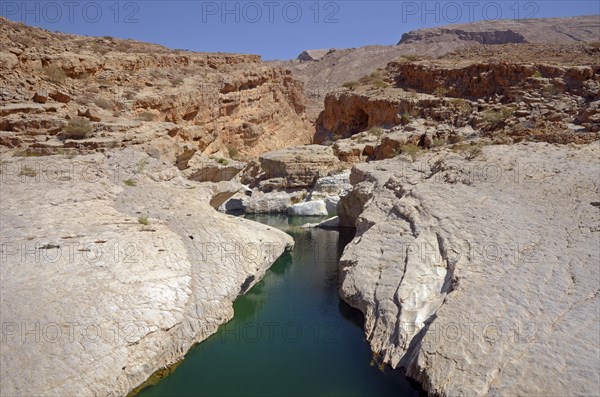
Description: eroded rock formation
xmin=0 ymin=150 xmax=293 ymax=396
xmin=337 ymin=143 xmax=600 ymax=395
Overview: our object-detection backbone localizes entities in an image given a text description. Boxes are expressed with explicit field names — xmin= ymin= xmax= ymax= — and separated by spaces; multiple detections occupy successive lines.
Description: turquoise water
xmin=138 ymin=215 xmax=424 ymax=397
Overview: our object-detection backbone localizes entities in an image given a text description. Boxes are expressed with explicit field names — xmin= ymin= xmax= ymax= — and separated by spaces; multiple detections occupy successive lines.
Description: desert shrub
xmin=400 ymin=144 xmax=421 ymax=162
xmin=149 ymin=69 xmax=165 ymax=79
xmin=368 ymin=126 xmax=384 ymax=137
xmin=401 ymin=112 xmax=412 ymax=124
xmin=401 ymin=55 xmax=423 ymax=62
xmin=228 ymin=146 xmax=239 ymax=159
xmin=432 ymin=138 xmax=446 ymax=147
xmin=138 ymin=215 xmax=149 ymax=225
xmin=95 ymin=97 xmax=113 ymax=110
xmin=124 ymin=178 xmax=137 ymax=187
xmin=62 ymin=118 xmax=93 ymax=140
xmin=453 ymin=143 xmax=484 ymax=160
xmin=216 ymin=158 xmax=229 ymax=165
xmin=543 ymin=83 xmax=561 ymax=97
xmin=434 ymin=86 xmax=449 ymax=98
xmin=482 ymin=107 xmax=514 ymax=128
xmin=44 ymin=64 xmax=67 ymax=83
xmin=532 ymin=70 xmax=543 ymax=78
xmin=91 ymin=43 xmax=109 ymax=55
xmin=171 ymin=77 xmax=184 ymax=87
xmin=447 ymin=135 xmax=465 ymax=144
xmin=342 ymin=81 xmax=360 ymax=90
xmin=137 ymin=111 xmax=155 ymax=121
xmin=359 ymin=71 xmax=388 ymax=88
xmin=449 ymin=98 xmax=471 ymax=111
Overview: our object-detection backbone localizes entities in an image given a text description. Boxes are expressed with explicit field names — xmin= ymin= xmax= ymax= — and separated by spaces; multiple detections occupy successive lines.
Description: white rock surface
xmin=0 ymin=149 xmax=294 ymax=397
xmin=288 ymin=200 xmax=329 ymax=216
xmin=338 ymin=142 xmax=600 ymax=396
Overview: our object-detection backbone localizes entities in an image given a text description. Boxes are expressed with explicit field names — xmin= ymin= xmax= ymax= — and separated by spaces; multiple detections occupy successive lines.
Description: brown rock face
xmin=253 ymin=145 xmax=341 ymax=190
xmin=315 ymin=42 xmax=600 ymax=144
xmin=0 ymin=17 xmax=311 ymax=161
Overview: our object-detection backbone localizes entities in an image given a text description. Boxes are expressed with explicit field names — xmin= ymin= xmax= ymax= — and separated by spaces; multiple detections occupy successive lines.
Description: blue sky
xmin=2 ymin=1 xmax=599 ymax=60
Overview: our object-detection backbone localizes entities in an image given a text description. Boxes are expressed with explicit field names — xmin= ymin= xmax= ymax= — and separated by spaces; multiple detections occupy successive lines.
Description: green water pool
xmin=137 ymin=215 xmax=424 ymax=397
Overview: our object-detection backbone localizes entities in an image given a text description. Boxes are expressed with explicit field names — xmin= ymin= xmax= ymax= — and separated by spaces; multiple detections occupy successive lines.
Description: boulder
xmin=258 ymin=145 xmax=341 ymax=189
xmin=245 ymin=190 xmax=304 ymax=214
xmin=32 ymin=90 xmax=48 ymax=103
xmin=184 ymin=152 xmax=245 ymax=183
xmin=287 ymin=200 xmax=328 ymax=216
xmin=49 ymin=90 xmax=71 ymax=103
xmin=0 ymin=52 xmax=18 ymax=69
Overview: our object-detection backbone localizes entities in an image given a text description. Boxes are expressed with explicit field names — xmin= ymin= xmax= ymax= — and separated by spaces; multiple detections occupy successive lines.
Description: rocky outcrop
xmin=0 ymin=149 xmax=294 ymax=396
xmin=251 ymin=145 xmax=342 ymax=190
xmin=0 ymin=17 xmax=311 ymax=161
xmin=297 ymin=49 xmax=331 ymax=62
xmin=283 ymin=16 xmax=598 ymax=121
xmin=398 ymin=16 xmax=600 ymax=45
xmin=316 ymin=42 xmax=600 ymax=145
xmin=337 ymin=142 xmax=600 ymax=395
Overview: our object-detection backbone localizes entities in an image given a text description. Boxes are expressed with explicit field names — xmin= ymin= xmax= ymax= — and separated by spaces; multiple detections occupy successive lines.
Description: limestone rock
xmin=32 ymin=90 xmax=48 ymax=103
xmin=0 ymin=150 xmax=294 ymax=397
xmin=0 ymin=51 xmax=18 ymax=69
xmin=49 ymin=90 xmax=71 ymax=104
xmin=184 ymin=152 xmax=245 ymax=183
xmin=338 ymin=142 xmax=600 ymax=396
xmin=258 ymin=145 xmax=341 ymax=190
xmin=287 ymin=200 xmax=328 ymax=216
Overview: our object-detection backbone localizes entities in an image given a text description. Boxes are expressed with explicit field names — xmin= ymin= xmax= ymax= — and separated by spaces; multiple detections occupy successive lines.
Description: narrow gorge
xmin=1 ymin=13 xmax=599 ymax=397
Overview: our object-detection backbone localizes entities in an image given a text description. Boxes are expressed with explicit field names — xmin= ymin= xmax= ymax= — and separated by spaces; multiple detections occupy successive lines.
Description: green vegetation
xmin=400 ymin=144 xmax=421 ymax=162
xmin=482 ymin=107 xmax=514 ymax=129
xmin=137 ymin=215 xmax=149 ymax=225
xmin=228 ymin=146 xmax=239 ymax=159
xmin=137 ymin=158 xmax=148 ymax=173
xmin=216 ymin=158 xmax=229 ymax=165
xmin=123 ymin=178 xmax=137 ymax=187
xmin=532 ymin=70 xmax=543 ymax=78
xmin=62 ymin=118 xmax=93 ymax=140
xmin=401 ymin=111 xmax=412 ymax=124
xmin=449 ymin=98 xmax=471 ymax=112
xmin=359 ymin=71 xmax=388 ymax=88
xmin=452 ymin=143 xmax=485 ymax=160
xmin=432 ymin=138 xmax=446 ymax=147
xmin=368 ymin=126 xmax=384 ymax=137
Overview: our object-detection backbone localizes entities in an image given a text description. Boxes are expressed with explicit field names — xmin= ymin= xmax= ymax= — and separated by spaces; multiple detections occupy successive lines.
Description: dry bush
xmin=62 ymin=118 xmax=93 ymax=140
xmin=44 ymin=65 xmax=67 ymax=83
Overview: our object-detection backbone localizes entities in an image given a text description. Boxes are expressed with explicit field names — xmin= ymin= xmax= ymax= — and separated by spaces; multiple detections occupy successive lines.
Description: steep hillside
xmin=282 ymin=15 xmax=599 ymax=120
xmin=315 ymin=42 xmax=599 ymax=145
xmin=0 ymin=18 xmax=312 ymax=162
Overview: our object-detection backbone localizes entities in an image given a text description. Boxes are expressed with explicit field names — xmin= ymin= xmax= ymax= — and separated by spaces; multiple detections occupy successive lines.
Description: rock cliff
xmin=0 ymin=17 xmax=311 ymax=162
xmin=337 ymin=142 xmax=600 ymax=395
xmin=316 ymin=42 xmax=600 ymax=144
xmin=0 ymin=150 xmax=293 ymax=396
